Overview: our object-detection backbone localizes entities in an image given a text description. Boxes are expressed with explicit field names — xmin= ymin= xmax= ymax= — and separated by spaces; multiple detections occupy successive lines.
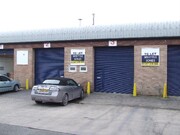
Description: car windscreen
xmin=43 ymin=79 xmax=60 ymax=85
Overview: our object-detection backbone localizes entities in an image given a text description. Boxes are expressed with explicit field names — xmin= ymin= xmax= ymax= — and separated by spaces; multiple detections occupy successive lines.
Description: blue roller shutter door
xmin=95 ymin=47 xmax=134 ymax=93
xmin=35 ymin=48 xmax=64 ymax=84
xmin=168 ymin=46 xmax=180 ymax=96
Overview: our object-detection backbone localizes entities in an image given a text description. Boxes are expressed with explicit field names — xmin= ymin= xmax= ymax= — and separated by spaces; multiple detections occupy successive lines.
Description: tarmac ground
xmin=81 ymin=92 xmax=180 ymax=110
xmin=0 ymin=90 xmax=180 ymax=135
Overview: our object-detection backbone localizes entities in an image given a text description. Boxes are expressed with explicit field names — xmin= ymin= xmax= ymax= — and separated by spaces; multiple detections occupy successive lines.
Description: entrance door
xmin=35 ymin=48 xmax=64 ymax=84
xmin=0 ymin=49 xmax=14 ymax=76
xmin=168 ymin=46 xmax=180 ymax=96
xmin=95 ymin=47 xmax=134 ymax=93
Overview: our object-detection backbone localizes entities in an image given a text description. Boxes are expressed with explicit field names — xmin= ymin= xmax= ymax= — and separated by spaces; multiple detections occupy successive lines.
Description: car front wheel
xmin=13 ymin=85 xmax=19 ymax=92
xmin=80 ymin=90 xmax=84 ymax=99
xmin=62 ymin=94 xmax=68 ymax=106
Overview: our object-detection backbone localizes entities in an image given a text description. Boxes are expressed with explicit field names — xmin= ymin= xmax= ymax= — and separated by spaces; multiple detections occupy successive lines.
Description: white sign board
xmin=44 ymin=43 xmax=51 ymax=48
xmin=17 ymin=50 xmax=28 ymax=65
xmin=141 ymin=48 xmax=160 ymax=66
xmin=71 ymin=49 xmax=85 ymax=65
xmin=108 ymin=40 xmax=117 ymax=46
xmin=0 ymin=45 xmax=4 ymax=49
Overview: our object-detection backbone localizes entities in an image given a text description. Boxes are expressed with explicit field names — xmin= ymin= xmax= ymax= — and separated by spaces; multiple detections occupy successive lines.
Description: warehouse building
xmin=0 ymin=21 xmax=180 ymax=96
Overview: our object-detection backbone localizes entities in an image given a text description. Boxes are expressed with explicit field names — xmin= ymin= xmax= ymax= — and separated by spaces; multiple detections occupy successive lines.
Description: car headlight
xmin=49 ymin=86 xmax=59 ymax=91
xmin=32 ymin=86 xmax=38 ymax=91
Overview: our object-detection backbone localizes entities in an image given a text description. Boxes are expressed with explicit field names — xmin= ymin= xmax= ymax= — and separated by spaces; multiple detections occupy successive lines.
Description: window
xmin=79 ymin=66 xmax=87 ymax=72
xmin=66 ymin=80 xmax=77 ymax=86
xmin=0 ymin=76 xmax=10 ymax=81
xmin=0 ymin=67 xmax=4 ymax=70
xmin=43 ymin=79 xmax=60 ymax=85
xmin=69 ymin=66 xmax=77 ymax=72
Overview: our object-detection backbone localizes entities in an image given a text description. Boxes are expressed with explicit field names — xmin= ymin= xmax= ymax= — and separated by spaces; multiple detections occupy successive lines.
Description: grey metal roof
xmin=0 ymin=21 xmax=180 ymax=44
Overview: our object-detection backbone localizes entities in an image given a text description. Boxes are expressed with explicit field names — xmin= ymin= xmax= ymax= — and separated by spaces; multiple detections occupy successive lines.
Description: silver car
xmin=31 ymin=78 xmax=84 ymax=106
xmin=0 ymin=74 xmax=20 ymax=93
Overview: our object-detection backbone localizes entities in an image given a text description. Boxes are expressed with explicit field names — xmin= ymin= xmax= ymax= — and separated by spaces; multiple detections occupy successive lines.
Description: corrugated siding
xmin=95 ymin=47 xmax=134 ymax=93
xmin=35 ymin=48 xmax=64 ymax=84
xmin=168 ymin=46 xmax=180 ymax=96
xmin=0 ymin=21 xmax=180 ymax=43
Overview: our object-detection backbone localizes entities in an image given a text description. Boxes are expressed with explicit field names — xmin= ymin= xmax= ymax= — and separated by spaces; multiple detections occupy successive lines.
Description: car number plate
xmin=39 ymin=89 xmax=49 ymax=93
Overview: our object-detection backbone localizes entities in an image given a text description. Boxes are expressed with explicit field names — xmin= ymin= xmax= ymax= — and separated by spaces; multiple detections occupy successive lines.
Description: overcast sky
xmin=0 ymin=0 xmax=180 ymax=32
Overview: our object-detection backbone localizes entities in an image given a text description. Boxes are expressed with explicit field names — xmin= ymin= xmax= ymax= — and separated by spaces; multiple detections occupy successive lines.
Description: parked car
xmin=0 ymin=74 xmax=20 ymax=93
xmin=31 ymin=77 xmax=84 ymax=106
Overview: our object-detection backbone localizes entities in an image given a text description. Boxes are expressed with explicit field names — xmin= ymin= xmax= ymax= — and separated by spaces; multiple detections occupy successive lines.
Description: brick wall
xmin=14 ymin=48 xmax=34 ymax=88
xmin=134 ymin=45 xmax=167 ymax=96
xmin=9 ymin=39 xmax=178 ymax=95
xmin=64 ymin=47 xmax=94 ymax=92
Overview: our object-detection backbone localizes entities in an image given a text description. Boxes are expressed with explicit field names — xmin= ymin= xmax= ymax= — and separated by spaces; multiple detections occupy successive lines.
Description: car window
xmin=66 ymin=80 xmax=78 ymax=86
xmin=0 ymin=76 xmax=10 ymax=81
xmin=59 ymin=80 xmax=66 ymax=86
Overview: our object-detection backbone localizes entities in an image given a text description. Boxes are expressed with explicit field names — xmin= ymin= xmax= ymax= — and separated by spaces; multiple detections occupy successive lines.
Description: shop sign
xmin=141 ymin=48 xmax=160 ymax=66
xmin=71 ymin=49 xmax=85 ymax=65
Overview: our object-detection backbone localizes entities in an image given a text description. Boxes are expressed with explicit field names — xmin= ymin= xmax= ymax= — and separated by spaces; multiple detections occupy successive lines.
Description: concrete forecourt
xmin=0 ymin=90 xmax=180 ymax=135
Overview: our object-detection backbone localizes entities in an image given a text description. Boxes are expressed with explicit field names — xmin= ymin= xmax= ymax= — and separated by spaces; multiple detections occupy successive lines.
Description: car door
xmin=0 ymin=76 xmax=6 ymax=92
xmin=0 ymin=76 xmax=12 ymax=92
xmin=67 ymin=79 xmax=80 ymax=99
xmin=64 ymin=80 xmax=73 ymax=100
